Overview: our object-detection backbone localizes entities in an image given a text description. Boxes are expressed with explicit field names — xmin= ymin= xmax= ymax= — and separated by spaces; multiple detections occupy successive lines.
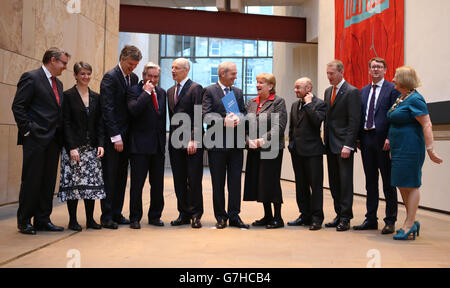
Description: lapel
xmin=258 ymin=97 xmax=274 ymax=114
xmin=362 ymin=85 xmax=370 ymax=113
xmin=114 ymin=65 xmax=127 ymax=89
xmin=330 ymin=81 xmax=347 ymax=109
xmin=38 ymin=67 xmax=59 ymax=108
xmin=176 ymin=79 xmax=192 ymax=108
xmin=167 ymin=86 xmax=175 ymax=113
xmin=374 ymin=81 xmax=388 ymax=114
xmin=155 ymin=86 xmax=165 ymax=115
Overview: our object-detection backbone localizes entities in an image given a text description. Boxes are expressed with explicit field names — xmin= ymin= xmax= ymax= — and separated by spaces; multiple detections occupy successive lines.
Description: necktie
xmin=224 ymin=87 xmax=230 ymax=95
xmin=51 ymin=77 xmax=60 ymax=106
xmin=366 ymin=84 xmax=378 ymax=129
xmin=175 ymin=83 xmax=181 ymax=105
xmin=151 ymin=90 xmax=159 ymax=113
xmin=330 ymin=86 xmax=337 ymax=106
xmin=125 ymin=75 xmax=130 ymax=87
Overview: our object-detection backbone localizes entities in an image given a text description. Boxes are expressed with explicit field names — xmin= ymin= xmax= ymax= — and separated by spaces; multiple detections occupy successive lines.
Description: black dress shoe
xmin=266 ymin=219 xmax=284 ymax=229
xmin=381 ymin=223 xmax=395 ymax=235
xmin=35 ymin=222 xmax=64 ymax=232
xmin=192 ymin=217 xmax=202 ymax=229
xmin=101 ymin=219 xmax=118 ymax=229
xmin=287 ymin=216 xmax=311 ymax=226
xmin=113 ymin=216 xmax=130 ymax=225
xmin=130 ymin=221 xmax=141 ymax=229
xmin=148 ymin=219 xmax=164 ymax=227
xmin=230 ymin=218 xmax=250 ymax=229
xmin=86 ymin=220 xmax=102 ymax=230
xmin=309 ymin=222 xmax=322 ymax=231
xmin=18 ymin=224 xmax=36 ymax=235
xmin=216 ymin=219 xmax=227 ymax=229
xmin=68 ymin=221 xmax=82 ymax=231
xmin=252 ymin=217 xmax=273 ymax=227
xmin=353 ymin=219 xmax=378 ymax=230
xmin=336 ymin=220 xmax=350 ymax=232
xmin=325 ymin=216 xmax=340 ymax=228
xmin=170 ymin=216 xmax=191 ymax=226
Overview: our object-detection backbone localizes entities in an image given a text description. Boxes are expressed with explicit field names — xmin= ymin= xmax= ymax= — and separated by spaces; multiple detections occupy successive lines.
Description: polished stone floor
xmin=1 ymin=169 xmax=449 ymax=268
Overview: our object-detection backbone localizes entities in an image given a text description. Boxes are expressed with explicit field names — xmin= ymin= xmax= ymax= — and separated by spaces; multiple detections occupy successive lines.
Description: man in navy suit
xmin=167 ymin=58 xmax=204 ymax=229
xmin=127 ymin=62 xmax=166 ymax=229
xmin=353 ymin=57 xmax=400 ymax=234
xmin=12 ymin=47 xmax=70 ymax=235
xmin=202 ymin=62 xmax=249 ymax=229
xmin=100 ymin=45 xmax=142 ymax=229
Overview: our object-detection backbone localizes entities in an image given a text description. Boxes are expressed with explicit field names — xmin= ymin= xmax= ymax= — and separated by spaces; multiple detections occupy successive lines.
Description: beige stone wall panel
xmin=0 ymin=0 xmax=23 ymax=53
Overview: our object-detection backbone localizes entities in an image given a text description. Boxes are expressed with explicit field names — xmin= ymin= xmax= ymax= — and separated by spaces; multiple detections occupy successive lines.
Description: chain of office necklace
xmin=389 ymin=89 xmax=416 ymax=113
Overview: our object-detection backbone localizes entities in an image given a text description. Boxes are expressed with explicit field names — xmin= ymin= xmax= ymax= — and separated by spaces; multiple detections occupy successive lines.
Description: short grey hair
xmin=174 ymin=58 xmax=190 ymax=70
xmin=218 ymin=62 xmax=236 ymax=76
xmin=143 ymin=62 xmax=161 ymax=74
xmin=327 ymin=59 xmax=344 ymax=72
xmin=120 ymin=45 xmax=142 ymax=62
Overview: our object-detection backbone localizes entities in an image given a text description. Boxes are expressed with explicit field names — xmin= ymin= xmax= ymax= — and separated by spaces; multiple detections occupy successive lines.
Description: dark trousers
xmin=101 ymin=139 xmax=129 ymax=222
xmin=129 ymin=153 xmax=165 ymax=223
xmin=17 ymin=136 xmax=60 ymax=226
xmin=291 ymin=153 xmax=324 ymax=224
xmin=169 ymin=146 xmax=204 ymax=219
xmin=360 ymin=131 xmax=398 ymax=224
xmin=327 ymin=152 xmax=354 ymax=221
xmin=208 ymin=149 xmax=244 ymax=222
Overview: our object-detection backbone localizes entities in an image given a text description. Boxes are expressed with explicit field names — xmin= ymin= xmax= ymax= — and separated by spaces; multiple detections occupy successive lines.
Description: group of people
xmin=12 ymin=46 xmax=442 ymax=241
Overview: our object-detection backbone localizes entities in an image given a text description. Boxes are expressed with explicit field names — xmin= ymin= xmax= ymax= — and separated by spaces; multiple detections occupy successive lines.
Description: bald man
xmin=287 ymin=78 xmax=328 ymax=230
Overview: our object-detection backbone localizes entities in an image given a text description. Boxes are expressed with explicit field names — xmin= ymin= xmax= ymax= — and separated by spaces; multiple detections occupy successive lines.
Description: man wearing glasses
xmin=12 ymin=47 xmax=70 ymax=235
xmin=353 ymin=57 xmax=400 ymax=234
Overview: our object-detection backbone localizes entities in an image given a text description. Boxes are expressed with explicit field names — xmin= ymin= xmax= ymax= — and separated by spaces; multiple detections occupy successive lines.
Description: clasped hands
xmin=70 ymin=147 xmax=104 ymax=163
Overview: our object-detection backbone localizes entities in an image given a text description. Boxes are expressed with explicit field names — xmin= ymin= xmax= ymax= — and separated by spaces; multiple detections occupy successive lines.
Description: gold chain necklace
xmin=389 ymin=89 xmax=415 ymax=113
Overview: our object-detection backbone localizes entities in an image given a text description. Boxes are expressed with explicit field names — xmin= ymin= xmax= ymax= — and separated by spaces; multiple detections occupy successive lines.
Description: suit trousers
xmin=101 ymin=139 xmax=129 ymax=222
xmin=208 ymin=149 xmax=244 ymax=222
xmin=326 ymin=152 xmax=354 ymax=221
xmin=17 ymin=136 xmax=60 ymax=226
xmin=169 ymin=146 xmax=204 ymax=219
xmin=129 ymin=153 xmax=165 ymax=223
xmin=290 ymin=153 xmax=324 ymax=224
xmin=360 ymin=131 xmax=398 ymax=224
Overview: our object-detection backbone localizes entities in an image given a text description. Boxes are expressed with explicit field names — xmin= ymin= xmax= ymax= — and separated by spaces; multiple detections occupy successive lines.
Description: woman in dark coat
xmin=244 ymin=73 xmax=287 ymax=229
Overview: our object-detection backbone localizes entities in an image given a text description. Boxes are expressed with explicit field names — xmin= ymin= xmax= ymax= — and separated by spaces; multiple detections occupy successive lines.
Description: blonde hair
xmin=256 ymin=73 xmax=276 ymax=94
xmin=394 ymin=66 xmax=422 ymax=90
xmin=327 ymin=59 xmax=344 ymax=72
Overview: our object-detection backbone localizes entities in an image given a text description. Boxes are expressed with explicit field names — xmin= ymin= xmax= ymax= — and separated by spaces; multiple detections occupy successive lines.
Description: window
xmin=210 ymin=41 xmax=220 ymax=56
xmin=210 ymin=67 xmax=219 ymax=84
xmin=246 ymin=66 xmax=253 ymax=86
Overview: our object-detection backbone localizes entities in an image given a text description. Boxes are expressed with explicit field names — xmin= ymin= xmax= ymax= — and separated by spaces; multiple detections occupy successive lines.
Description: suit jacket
xmin=167 ymin=79 xmax=203 ymax=148
xmin=324 ymin=81 xmax=361 ymax=154
xmin=288 ymin=95 xmax=327 ymax=157
xmin=127 ymin=81 xmax=167 ymax=155
xmin=359 ymin=80 xmax=400 ymax=147
xmin=202 ymin=83 xmax=247 ymax=151
xmin=246 ymin=94 xmax=287 ymax=150
xmin=100 ymin=65 xmax=138 ymax=140
xmin=12 ymin=67 xmax=64 ymax=147
xmin=62 ymin=85 xmax=104 ymax=151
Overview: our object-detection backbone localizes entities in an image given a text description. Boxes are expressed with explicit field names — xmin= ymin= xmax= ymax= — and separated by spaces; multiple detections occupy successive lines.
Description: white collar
xmin=372 ymin=78 xmax=385 ymax=87
xmin=118 ymin=63 xmax=128 ymax=78
xmin=178 ymin=77 xmax=189 ymax=87
xmin=42 ymin=65 xmax=52 ymax=79
xmin=336 ymin=79 xmax=346 ymax=89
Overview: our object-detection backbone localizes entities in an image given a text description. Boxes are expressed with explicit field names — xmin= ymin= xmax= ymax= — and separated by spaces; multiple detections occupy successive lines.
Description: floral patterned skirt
xmin=58 ymin=145 xmax=106 ymax=202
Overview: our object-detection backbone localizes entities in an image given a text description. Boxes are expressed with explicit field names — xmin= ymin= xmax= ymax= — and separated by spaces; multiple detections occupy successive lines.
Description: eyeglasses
xmin=370 ymin=65 xmax=385 ymax=70
xmin=56 ymin=58 xmax=68 ymax=66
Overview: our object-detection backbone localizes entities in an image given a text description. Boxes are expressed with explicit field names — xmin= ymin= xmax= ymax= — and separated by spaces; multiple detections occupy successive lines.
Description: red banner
xmin=335 ymin=0 xmax=404 ymax=89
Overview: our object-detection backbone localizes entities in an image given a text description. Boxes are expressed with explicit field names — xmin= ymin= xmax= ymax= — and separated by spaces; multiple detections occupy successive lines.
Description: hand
xmin=187 ymin=140 xmax=197 ymax=155
xmin=382 ymin=139 xmax=390 ymax=151
xmin=224 ymin=112 xmax=239 ymax=128
xmin=427 ymin=149 xmax=443 ymax=164
xmin=248 ymin=139 xmax=258 ymax=149
xmin=304 ymin=92 xmax=313 ymax=104
xmin=341 ymin=147 xmax=351 ymax=159
xmin=70 ymin=149 xmax=80 ymax=163
xmin=143 ymin=80 xmax=155 ymax=94
xmin=97 ymin=147 xmax=104 ymax=158
xmin=114 ymin=140 xmax=124 ymax=152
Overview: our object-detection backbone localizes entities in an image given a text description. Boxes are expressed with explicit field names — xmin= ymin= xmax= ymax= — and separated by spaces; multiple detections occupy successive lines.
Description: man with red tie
xmin=127 ymin=62 xmax=166 ymax=229
xmin=12 ymin=47 xmax=70 ymax=235
xmin=353 ymin=57 xmax=400 ymax=234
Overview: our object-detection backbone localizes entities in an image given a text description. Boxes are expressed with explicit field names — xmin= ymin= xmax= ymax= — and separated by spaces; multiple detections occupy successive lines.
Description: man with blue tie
xmin=167 ymin=58 xmax=204 ymax=229
xmin=353 ymin=57 xmax=400 ymax=234
xmin=127 ymin=62 xmax=166 ymax=229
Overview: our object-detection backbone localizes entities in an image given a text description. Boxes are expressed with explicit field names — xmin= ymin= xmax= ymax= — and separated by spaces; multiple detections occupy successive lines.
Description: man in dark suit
xmin=353 ymin=57 xmax=399 ymax=234
xmin=324 ymin=60 xmax=362 ymax=231
xmin=12 ymin=47 xmax=70 ymax=235
xmin=127 ymin=62 xmax=166 ymax=229
xmin=202 ymin=62 xmax=249 ymax=229
xmin=288 ymin=77 xmax=327 ymax=231
xmin=167 ymin=58 xmax=204 ymax=229
xmin=100 ymin=45 xmax=142 ymax=229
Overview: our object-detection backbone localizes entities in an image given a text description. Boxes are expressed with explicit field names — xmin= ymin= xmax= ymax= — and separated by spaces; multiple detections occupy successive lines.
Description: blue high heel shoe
xmin=393 ymin=224 xmax=418 ymax=240
xmin=414 ymin=221 xmax=420 ymax=237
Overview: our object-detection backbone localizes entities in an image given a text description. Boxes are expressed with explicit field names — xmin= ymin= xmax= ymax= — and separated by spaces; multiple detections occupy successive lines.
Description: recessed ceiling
xmin=120 ymin=0 xmax=306 ymax=8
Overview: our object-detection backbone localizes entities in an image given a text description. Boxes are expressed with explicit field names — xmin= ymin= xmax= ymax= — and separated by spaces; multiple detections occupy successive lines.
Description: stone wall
xmin=0 ymin=0 xmax=120 ymax=205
